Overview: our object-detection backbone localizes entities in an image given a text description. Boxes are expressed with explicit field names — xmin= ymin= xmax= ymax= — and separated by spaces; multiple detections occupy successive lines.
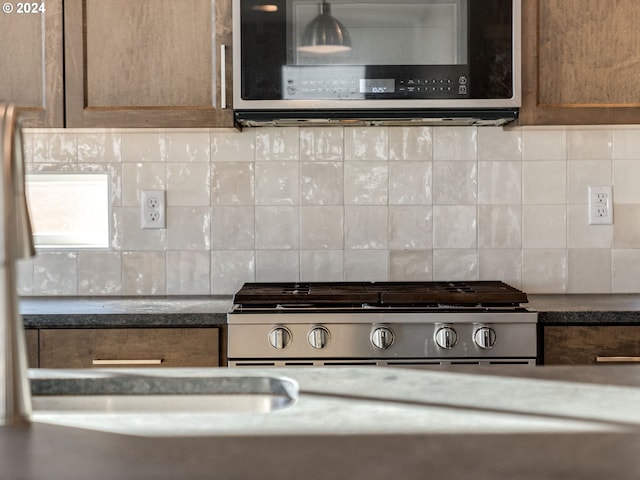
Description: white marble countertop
xmin=4 ymin=365 xmax=640 ymax=479
xmin=28 ymin=366 xmax=640 ymax=437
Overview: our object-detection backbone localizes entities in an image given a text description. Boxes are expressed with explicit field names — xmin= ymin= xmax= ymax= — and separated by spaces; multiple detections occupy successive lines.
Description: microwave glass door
xmin=290 ymin=0 xmax=467 ymax=66
xmin=238 ymin=0 xmax=515 ymax=102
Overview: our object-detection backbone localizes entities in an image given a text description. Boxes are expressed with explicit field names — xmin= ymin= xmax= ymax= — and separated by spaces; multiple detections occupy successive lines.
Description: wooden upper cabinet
xmin=521 ymin=0 xmax=640 ymax=125
xmin=0 ymin=0 xmax=64 ymax=127
xmin=64 ymin=0 xmax=233 ymax=128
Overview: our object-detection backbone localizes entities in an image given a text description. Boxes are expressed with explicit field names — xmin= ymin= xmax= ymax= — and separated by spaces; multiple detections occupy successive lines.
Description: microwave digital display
xmin=359 ymin=79 xmax=395 ymax=94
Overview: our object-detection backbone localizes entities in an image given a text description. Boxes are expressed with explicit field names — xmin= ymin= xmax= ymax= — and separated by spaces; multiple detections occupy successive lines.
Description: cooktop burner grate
xmin=232 ymin=281 xmax=529 ymax=308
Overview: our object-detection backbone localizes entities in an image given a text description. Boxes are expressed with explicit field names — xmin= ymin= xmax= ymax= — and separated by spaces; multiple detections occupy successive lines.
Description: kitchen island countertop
xmin=4 ymin=364 xmax=640 ymax=479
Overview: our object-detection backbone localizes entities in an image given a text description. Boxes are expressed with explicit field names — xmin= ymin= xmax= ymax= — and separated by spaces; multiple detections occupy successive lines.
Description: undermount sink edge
xmin=30 ymin=374 xmax=299 ymax=415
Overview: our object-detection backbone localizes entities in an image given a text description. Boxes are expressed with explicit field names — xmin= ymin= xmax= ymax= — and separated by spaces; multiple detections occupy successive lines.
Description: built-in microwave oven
xmin=233 ymin=0 xmax=521 ymax=126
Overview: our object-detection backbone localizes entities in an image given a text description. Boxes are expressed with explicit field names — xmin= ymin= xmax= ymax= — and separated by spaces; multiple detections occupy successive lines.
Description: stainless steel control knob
xmin=434 ymin=326 xmax=457 ymax=349
xmin=473 ymin=326 xmax=496 ymax=349
xmin=371 ymin=327 xmax=394 ymax=350
xmin=268 ymin=327 xmax=292 ymax=349
xmin=308 ymin=327 xmax=330 ymax=349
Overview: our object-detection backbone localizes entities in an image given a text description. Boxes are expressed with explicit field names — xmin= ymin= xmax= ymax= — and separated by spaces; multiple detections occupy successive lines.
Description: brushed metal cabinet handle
xmin=595 ymin=356 xmax=640 ymax=363
xmin=92 ymin=359 xmax=163 ymax=366
xmin=220 ymin=44 xmax=227 ymax=109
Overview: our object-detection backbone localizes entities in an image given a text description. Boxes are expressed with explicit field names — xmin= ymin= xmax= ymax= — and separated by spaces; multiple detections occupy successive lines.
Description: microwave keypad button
xmin=459 ymin=85 xmax=468 ymax=94
xmin=459 ymin=76 xmax=468 ymax=85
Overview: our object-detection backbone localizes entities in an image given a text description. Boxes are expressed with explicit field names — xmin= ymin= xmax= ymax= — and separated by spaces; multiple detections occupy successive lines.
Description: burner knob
xmin=268 ymin=327 xmax=292 ymax=349
xmin=474 ymin=327 xmax=496 ymax=349
xmin=371 ymin=327 xmax=394 ymax=350
xmin=434 ymin=326 xmax=457 ymax=349
xmin=308 ymin=327 xmax=330 ymax=349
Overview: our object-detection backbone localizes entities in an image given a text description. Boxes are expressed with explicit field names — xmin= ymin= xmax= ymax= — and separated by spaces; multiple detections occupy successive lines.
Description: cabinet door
xmin=521 ymin=0 xmax=640 ymax=125
xmin=544 ymin=326 xmax=640 ymax=365
xmin=0 ymin=0 xmax=64 ymax=126
xmin=40 ymin=328 xmax=219 ymax=368
xmin=25 ymin=329 xmax=39 ymax=368
xmin=64 ymin=0 xmax=233 ymax=127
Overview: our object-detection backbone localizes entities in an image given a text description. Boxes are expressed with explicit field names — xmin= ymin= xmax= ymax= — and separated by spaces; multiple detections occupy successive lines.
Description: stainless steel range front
xmin=227 ymin=281 xmax=538 ymax=367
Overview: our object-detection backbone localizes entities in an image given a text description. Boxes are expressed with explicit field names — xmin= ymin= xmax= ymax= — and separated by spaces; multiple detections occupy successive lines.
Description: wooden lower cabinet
xmin=25 ymin=329 xmax=39 ymax=368
xmin=39 ymin=328 xmax=219 ymax=368
xmin=544 ymin=326 xmax=640 ymax=365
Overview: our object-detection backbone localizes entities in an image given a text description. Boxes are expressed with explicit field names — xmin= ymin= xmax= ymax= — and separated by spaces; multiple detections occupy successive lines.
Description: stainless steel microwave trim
xmin=232 ymin=0 xmax=522 ymax=125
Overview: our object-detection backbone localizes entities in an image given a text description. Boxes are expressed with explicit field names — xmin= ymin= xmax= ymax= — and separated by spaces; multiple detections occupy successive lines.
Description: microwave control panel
xmin=282 ymin=65 xmax=470 ymax=100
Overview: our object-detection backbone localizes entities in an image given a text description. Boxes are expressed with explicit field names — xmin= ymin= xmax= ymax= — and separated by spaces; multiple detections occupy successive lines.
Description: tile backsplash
xmin=16 ymin=125 xmax=640 ymax=296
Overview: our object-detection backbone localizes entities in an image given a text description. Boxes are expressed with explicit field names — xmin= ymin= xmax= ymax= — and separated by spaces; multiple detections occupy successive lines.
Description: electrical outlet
xmin=588 ymin=185 xmax=613 ymax=225
xmin=141 ymin=190 xmax=166 ymax=229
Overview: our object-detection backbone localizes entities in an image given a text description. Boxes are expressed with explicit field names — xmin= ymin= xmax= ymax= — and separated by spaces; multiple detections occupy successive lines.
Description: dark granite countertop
xmin=17 ymin=294 xmax=640 ymax=328
xmin=528 ymin=294 xmax=640 ymax=324
xmin=19 ymin=296 xmax=232 ymax=328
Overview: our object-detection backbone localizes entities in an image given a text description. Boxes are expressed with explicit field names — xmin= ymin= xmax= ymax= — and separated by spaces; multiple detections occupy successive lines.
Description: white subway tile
xmin=478 ymin=161 xmax=522 ymax=205
xmin=167 ymin=162 xmax=210 ymax=206
xmin=166 ymin=207 xmax=211 ymax=250
xmin=300 ymin=206 xmax=344 ymax=250
xmin=344 ymin=162 xmax=388 ymax=205
xmin=389 ymin=161 xmax=432 ymax=205
xmin=389 ymin=206 xmax=433 ymax=250
xmin=433 ymin=126 xmax=477 ymax=161
xmin=344 ymin=250 xmax=389 ymax=281
xmin=255 ymin=206 xmax=300 ymax=249
xmin=523 ymin=161 xmax=566 ymax=204
xmin=166 ymin=251 xmax=211 ymax=295
xmin=432 ymin=249 xmax=478 ymax=281
xmin=522 ymin=205 xmax=566 ymax=248
xmin=344 ymin=206 xmax=388 ymax=249
xmin=568 ymin=249 xmax=611 ymax=293
xmin=255 ymin=250 xmax=299 ymax=281
xmin=211 ymin=162 xmax=254 ymax=205
xmin=433 ymin=205 xmax=477 ymax=249
xmin=479 ymin=249 xmax=522 ymax=289
xmin=211 ymin=206 xmax=255 ymax=250
xmin=211 ymin=250 xmax=255 ymax=294
xmin=255 ymin=162 xmax=300 ymax=205
xmin=388 ymin=126 xmax=433 ymax=161
xmin=255 ymin=127 xmax=299 ymax=161
xmin=478 ymin=127 xmax=522 ymax=161
xmin=567 ymin=129 xmax=612 ymax=160
xmin=300 ymin=127 xmax=343 ymax=161
xmin=612 ymin=249 xmax=640 ymax=293
xmin=522 ymin=249 xmax=567 ymax=293
xmin=300 ymin=251 xmax=344 ymax=281
xmin=300 ymin=162 xmax=344 ymax=205
xmin=433 ymin=161 xmax=477 ymax=205
xmin=344 ymin=127 xmax=389 ymax=161
xmin=389 ymin=250 xmax=433 ymax=281
xmin=122 ymin=251 xmax=166 ymax=295
xmin=522 ymin=128 xmax=566 ymax=161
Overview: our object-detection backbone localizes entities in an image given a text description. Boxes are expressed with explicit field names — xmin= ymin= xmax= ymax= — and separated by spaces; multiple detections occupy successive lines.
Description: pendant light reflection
xmin=252 ymin=4 xmax=278 ymax=12
xmin=298 ymin=0 xmax=352 ymax=54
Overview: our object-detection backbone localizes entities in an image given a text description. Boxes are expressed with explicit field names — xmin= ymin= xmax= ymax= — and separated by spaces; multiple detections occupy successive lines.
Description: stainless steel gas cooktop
xmin=227 ymin=281 xmax=538 ymax=367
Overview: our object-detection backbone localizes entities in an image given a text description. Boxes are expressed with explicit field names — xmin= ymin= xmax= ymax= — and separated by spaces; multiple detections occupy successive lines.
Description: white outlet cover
xmin=588 ymin=185 xmax=613 ymax=225
xmin=141 ymin=190 xmax=166 ymax=229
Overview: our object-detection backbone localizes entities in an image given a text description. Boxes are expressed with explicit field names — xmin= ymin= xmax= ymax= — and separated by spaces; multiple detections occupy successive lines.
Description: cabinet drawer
xmin=544 ymin=326 xmax=640 ymax=365
xmin=40 ymin=328 xmax=219 ymax=368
